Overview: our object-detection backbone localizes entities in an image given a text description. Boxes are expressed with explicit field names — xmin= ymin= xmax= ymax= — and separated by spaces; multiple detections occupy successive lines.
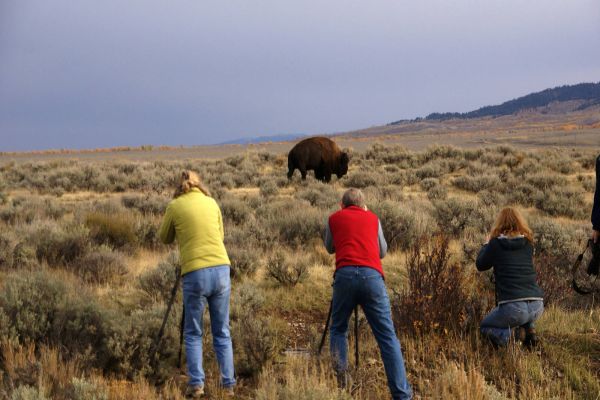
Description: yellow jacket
xmin=159 ymin=188 xmax=230 ymax=275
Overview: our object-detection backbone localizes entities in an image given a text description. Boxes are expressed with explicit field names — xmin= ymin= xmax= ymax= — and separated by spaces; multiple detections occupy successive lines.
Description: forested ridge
xmin=391 ymin=82 xmax=600 ymax=124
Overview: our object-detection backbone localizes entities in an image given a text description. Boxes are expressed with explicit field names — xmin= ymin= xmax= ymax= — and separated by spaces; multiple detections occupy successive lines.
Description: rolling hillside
xmin=417 ymin=82 xmax=600 ymax=122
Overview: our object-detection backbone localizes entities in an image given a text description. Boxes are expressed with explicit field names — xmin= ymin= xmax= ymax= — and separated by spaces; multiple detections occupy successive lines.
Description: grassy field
xmin=0 ymin=142 xmax=599 ymax=399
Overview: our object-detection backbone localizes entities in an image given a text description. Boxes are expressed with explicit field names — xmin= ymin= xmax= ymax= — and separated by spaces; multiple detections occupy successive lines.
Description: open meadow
xmin=1 ymin=142 xmax=599 ymax=399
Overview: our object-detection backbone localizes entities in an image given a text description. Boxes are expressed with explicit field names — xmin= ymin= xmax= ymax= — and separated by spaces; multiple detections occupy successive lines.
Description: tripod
xmin=149 ymin=267 xmax=185 ymax=372
xmin=317 ymin=299 xmax=360 ymax=368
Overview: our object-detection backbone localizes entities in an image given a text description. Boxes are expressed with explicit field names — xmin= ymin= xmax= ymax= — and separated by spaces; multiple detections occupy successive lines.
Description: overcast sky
xmin=1 ymin=0 xmax=599 ymax=151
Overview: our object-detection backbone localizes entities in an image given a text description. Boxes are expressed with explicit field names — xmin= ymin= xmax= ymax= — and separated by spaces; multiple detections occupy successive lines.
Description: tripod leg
xmin=318 ymin=300 xmax=333 ymax=355
xmin=150 ymin=269 xmax=181 ymax=371
xmin=177 ymin=303 xmax=185 ymax=369
xmin=354 ymin=306 xmax=359 ymax=368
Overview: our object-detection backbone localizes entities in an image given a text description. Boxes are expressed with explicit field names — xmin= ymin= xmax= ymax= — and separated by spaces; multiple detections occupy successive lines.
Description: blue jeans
xmin=330 ymin=266 xmax=412 ymax=400
xmin=480 ymin=300 xmax=544 ymax=346
xmin=182 ymin=265 xmax=235 ymax=388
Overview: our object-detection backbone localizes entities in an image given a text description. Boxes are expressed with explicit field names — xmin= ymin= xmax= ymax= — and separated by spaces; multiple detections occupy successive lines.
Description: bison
xmin=287 ymin=137 xmax=349 ymax=182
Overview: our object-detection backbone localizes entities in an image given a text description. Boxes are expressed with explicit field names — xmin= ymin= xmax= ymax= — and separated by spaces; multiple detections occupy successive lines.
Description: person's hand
xmin=593 ymin=230 xmax=600 ymax=244
xmin=363 ymin=205 xmax=368 ymax=211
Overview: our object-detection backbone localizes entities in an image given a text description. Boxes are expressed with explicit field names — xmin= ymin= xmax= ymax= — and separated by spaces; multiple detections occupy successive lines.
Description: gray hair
xmin=341 ymin=188 xmax=365 ymax=208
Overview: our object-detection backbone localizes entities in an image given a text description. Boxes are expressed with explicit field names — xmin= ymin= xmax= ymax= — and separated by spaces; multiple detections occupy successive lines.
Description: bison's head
xmin=336 ymin=152 xmax=350 ymax=178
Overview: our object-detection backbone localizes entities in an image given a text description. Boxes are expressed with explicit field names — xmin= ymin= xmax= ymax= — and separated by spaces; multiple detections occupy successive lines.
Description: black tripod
xmin=317 ymin=299 xmax=360 ymax=368
xmin=149 ymin=267 xmax=186 ymax=372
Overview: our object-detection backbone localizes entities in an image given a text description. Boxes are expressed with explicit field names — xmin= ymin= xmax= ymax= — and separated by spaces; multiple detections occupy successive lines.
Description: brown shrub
xmin=0 ymin=231 xmax=16 ymax=269
xmin=533 ymin=187 xmax=587 ymax=219
xmin=138 ymin=252 xmax=180 ymax=302
xmin=295 ymin=183 xmax=339 ymax=209
xmin=577 ymin=174 xmax=595 ymax=192
xmin=393 ymin=235 xmax=478 ymax=334
xmin=228 ymin=245 xmax=260 ymax=278
xmin=261 ymin=200 xmax=326 ymax=246
xmin=134 ymin=217 xmax=162 ymax=249
xmin=73 ymin=246 xmax=128 ymax=284
xmin=371 ymin=200 xmax=430 ymax=251
xmin=266 ymin=251 xmax=310 ymax=286
xmin=526 ymin=173 xmax=568 ymax=191
xmin=415 ymin=161 xmax=446 ymax=179
xmin=230 ymin=283 xmax=284 ymax=378
xmin=363 ymin=185 xmax=405 ymax=203
xmin=364 ymin=143 xmax=414 ymax=165
xmin=420 ymin=177 xmax=439 ymax=191
xmin=343 ymin=171 xmax=383 ymax=188
xmin=220 ymin=196 xmax=253 ymax=225
xmin=30 ymin=222 xmax=90 ymax=267
xmin=427 ymin=185 xmax=448 ymax=201
xmin=452 ymin=174 xmax=501 ymax=193
xmin=533 ymin=253 xmax=573 ymax=306
xmin=259 ymin=180 xmax=279 ymax=198
xmin=85 ymin=212 xmax=137 ymax=250
xmin=432 ymin=197 xmax=481 ymax=237
xmin=121 ymin=194 xmax=168 ymax=215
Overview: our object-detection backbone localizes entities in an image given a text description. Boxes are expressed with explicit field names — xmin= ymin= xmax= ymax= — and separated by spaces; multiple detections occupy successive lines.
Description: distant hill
xmin=391 ymin=82 xmax=600 ymax=123
xmin=219 ymin=133 xmax=306 ymax=145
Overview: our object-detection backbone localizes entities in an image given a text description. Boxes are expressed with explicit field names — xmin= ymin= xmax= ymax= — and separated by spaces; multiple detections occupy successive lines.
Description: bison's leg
xmin=321 ymin=165 xmax=332 ymax=182
xmin=314 ymin=162 xmax=328 ymax=182
xmin=314 ymin=166 xmax=324 ymax=181
xmin=300 ymin=167 xmax=308 ymax=180
xmin=287 ymin=154 xmax=296 ymax=180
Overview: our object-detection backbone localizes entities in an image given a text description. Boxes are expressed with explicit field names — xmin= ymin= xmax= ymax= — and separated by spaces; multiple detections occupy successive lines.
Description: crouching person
xmin=476 ymin=207 xmax=544 ymax=348
xmin=324 ymin=188 xmax=412 ymax=400
xmin=159 ymin=171 xmax=235 ymax=398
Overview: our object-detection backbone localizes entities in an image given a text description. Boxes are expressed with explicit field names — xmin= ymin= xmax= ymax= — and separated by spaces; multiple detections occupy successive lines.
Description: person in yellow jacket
xmin=159 ymin=171 xmax=235 ymax=399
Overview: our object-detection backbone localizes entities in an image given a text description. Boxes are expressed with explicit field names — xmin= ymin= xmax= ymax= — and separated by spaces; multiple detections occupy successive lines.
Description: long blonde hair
xmin=490 ymin=207 xmax=533 ymax=242
xmin=173 ymin=170 xmax=211 ymax=198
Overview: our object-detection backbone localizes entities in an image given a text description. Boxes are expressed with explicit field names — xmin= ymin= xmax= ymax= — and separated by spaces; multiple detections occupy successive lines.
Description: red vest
xmin=328 ymin=206 xmax=384 ymax=276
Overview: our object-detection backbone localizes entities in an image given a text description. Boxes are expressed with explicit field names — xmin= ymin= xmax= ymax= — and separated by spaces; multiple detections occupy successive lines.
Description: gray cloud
xmin=1 ymin=0 xmax=599 ymax=151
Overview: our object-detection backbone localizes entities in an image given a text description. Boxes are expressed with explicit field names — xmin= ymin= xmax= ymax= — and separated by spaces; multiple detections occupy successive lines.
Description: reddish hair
xmin=490 ymin=207 xmax=534 ymax=242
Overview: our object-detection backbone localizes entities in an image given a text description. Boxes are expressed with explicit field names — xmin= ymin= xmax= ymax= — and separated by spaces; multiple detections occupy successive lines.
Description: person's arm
xmin=218 ymin=208 xmax=225 ymax=242
xmin=159 ymin=204 xmax=176 ymax=244
xmin=475 ymin=240 xmax=494 ymax=271
xmin=323 ymin=219 xmax=335 ymax=254
xmin=378 ymin=219 xmax=388 ymax=258
xmin=592 ymin=155 xmax=600 ymax=242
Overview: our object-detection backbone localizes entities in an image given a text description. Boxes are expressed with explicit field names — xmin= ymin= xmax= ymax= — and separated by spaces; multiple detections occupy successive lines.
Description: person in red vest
xmin=324 ymin=188 xmax=412 ymax=400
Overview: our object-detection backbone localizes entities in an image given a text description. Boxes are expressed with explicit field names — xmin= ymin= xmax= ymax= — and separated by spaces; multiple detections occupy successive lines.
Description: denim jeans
xmin=182 ymin=265 xmax=235 ymax=388
xmin=330 ymin=266 xmax=412 ymax=400
xmin=480 ymin=300 xmax=544 ymax=346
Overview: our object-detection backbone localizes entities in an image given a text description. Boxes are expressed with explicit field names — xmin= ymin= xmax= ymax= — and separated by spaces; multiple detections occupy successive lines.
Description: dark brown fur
xmin=287 ymin=137 xmax=349 ymax=182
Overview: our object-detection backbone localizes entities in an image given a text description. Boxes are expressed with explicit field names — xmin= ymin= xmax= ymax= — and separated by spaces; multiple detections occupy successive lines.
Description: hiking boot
xmin=523 ymin=328 xmax=539 ymax=348
xmin=335 ymin=370 xmax=351 ymax=390
xmin=223 ymin=387 xmax=235 ymax=397
xmin=512 ymin=327 xmax=525 ymax=344
xmin=185 ymin=385 xmax=204 ymax=399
